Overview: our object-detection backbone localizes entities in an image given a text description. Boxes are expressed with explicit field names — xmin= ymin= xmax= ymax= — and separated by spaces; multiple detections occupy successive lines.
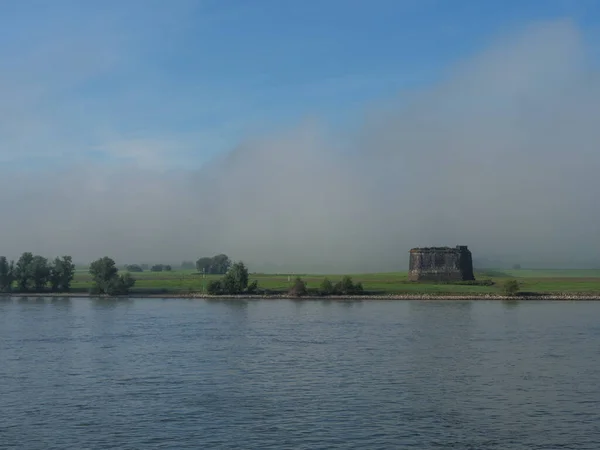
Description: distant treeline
xmin=125 ymin=263 xmax=172 ymax=272
xmin=127 ymin=255 xmax=232 ymax=274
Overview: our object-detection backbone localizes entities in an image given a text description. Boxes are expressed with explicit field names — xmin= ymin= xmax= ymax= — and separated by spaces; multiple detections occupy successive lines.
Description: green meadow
xmin=68 ymin=268 xmax=600 ymax=296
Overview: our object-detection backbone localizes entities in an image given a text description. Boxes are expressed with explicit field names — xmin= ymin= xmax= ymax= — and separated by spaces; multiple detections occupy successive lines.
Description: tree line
xmin=288 ymin=276 xmax=364 ymax=297
xmin=0 ymin=253 xmax=75 ymax=293
xmin=0 ymin=253 xmax=136 ymax=296
xmin=125 ymin=263 xmax=172 ymax=272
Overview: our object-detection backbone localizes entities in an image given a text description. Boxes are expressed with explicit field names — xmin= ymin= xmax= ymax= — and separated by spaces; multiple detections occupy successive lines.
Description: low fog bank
xmin=2 ymin=20 xmax=600 ymax=272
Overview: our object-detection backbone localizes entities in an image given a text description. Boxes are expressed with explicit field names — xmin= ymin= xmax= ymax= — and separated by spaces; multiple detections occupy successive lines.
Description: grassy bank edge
xmin=2 ymin=292 xmax=600 ymax=300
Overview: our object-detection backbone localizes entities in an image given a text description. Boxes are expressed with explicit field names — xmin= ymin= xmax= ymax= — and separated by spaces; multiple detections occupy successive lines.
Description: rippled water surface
xmin=1 ymin=298 xmax=600 ymax=449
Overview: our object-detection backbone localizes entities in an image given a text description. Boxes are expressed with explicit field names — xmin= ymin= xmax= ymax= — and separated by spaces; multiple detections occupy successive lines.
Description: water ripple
xmin=1 ymin=298 xmax=599 ymax=449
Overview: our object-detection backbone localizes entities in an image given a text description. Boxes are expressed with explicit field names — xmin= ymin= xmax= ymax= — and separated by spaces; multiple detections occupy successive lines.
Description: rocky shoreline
xmin=2 ymin=292 xmax=600 ymax=300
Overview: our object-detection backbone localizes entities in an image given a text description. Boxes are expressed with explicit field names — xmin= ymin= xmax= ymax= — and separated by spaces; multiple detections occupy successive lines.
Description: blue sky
xmin=1 ymin=0 xmax=599 ymax=170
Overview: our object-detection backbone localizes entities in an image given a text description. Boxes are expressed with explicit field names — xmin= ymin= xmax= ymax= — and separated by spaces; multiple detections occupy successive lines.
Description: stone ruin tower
xmin=408 ymin=246 xmax=475 ymax=282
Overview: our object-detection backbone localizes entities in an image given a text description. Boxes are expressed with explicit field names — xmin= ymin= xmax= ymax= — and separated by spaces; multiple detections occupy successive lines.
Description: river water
xmin=1 ymin=297 xmax=599 ymax=449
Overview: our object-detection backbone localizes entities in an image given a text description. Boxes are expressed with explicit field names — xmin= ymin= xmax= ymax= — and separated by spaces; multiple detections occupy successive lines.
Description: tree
xmin=503 ymin=279 xmax=520 ymax=296
xmin=196 ymin=254 xmax=231 ymax=274
xmin=89 ymin=257 xmax=135 ymax=295
xmin=226 ymin=261 xmax=248 ymax=293
xmin=206 ymin=261 xmax=252 ymax=295
xmin=195 ymin=257 xmax=213 ymax=274
xmin=0 ymin=256 xmax=14 ymax=292
xmin=181 ymin=261 xmax=195 ymax=270
xmin=31 ymin=256 xmax=50 ymax=291
xmin=151 ymin=264 xmax=164 ymax=272
xmin=14 ymin=252 xmax=35 ymax=291
xmin=164 ymin=265 xmax=172 ymax=271
xmin=49 ymin=256 xmax=75 ymax=292
xmin=140 ymin=264 xmax=149 ymax=271
xmin=289 ymin=277 xmax=308 ymax=297
xmin=212 ymin=254 xmax=231 ymax=274
xmin=125 ymin=264 xmax=144 ymax=272
xmin=512 ymin=264 xmax=522 ymax=270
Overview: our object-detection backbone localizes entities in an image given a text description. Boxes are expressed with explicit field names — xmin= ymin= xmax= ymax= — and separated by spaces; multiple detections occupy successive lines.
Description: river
xmin=1 ymin=297 xmax=599 ymax=449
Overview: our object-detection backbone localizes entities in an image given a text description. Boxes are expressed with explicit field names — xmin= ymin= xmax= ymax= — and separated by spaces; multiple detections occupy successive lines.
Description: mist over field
xmin=1 ymin=18 xmax=599 ymax=272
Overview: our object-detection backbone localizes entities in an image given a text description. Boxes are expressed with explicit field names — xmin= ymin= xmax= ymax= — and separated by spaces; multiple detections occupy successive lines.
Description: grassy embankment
xmin=66 ymin=268 xmax=600 ymax=296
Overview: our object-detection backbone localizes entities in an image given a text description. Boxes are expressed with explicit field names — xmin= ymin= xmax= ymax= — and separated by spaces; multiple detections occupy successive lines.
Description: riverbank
xmin=3 ymin=292 xmax=600 ymax=300
xmin=59 ymin=268 xmax=600 ymax=297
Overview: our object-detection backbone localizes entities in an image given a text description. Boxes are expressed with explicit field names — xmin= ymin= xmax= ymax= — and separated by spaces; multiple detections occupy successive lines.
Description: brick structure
xmin=408 ymin=246 xmax=475 ymax=282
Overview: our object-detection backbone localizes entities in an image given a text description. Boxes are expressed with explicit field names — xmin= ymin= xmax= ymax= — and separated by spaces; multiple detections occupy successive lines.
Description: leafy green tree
xmin=49 ymin=256 xmax=75 ymax=292
xmin=195 ymin=257 xmax=213 ymax=273
xmin=125 ymin=264 xmax=144 ymax=272
xmin=289 ymin=277 xmax=307 ymax=297
xmin=164 ymin=265 xmax=172 ymax=271
xmin=15 ymin=252 xmax=35 ymax=291
xmin=31 ymin=256 xmax=50 ymax=291
xmin=206 ymin=261 xmax=253 ymax=295
xmin=212 ymin=254 xmax=231 ymax=274
xmin=140 ymin=264 xmax=149 ymax=271
xmin=196 ymin=254 xmax=231 ymax=274
xmin=226 ymin=261 xmax=248 ymax=293
xmin=151 ymin=264 xmax=164 ymax=272
xmin=0 ymin=256 xmax=14 ymax=292
xmin=89 ymin=257 xmax=135 ymax=295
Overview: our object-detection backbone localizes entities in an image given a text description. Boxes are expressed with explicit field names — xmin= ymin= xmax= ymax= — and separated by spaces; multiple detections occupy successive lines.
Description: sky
xmin=1 ymin=0 xmax=600 ymax=270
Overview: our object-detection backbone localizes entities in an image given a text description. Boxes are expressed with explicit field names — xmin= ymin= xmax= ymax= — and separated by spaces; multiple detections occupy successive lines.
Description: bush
xmin=247 ymin=280 xmax=258 ymax=294
xmin=503 ymin=279 xmax=520 ymax=296
xmin=289 ymin=277 xmax=307 ymax=297
xmin=206 ymin=280 xmax=223 ymax=295
xmin=319 ymin=278 xmax=334 ymax=296
xmin=332 ymin=276 xmax=363 ymax=295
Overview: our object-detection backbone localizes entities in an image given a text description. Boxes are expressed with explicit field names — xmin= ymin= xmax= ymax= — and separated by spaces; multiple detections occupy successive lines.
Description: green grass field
xmin=69 ymin=268 xmax=600 ymax=296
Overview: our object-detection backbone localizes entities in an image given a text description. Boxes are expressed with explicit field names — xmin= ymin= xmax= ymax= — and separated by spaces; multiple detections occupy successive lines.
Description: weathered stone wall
xmin=408 ymin=246 xmax=475 ymax=281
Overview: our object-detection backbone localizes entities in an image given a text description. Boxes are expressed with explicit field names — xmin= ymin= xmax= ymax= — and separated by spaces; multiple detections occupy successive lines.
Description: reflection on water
xmin=0 ymin=298 xmax=599 ymax=449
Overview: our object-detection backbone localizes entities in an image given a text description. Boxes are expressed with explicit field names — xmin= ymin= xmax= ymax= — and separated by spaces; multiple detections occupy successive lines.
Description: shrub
xmin=503 ymin=279 xmax=520 ymax=296
xmin=206 ymin=280 xmax=223 ymax=295
xmin=319 ymin=277 xmax=334 ymax=296
xmin=289 ymin=277 xmax=308 ymax=297
xmin=332 ymin=276 xmax=363 ymax=295
xmin=247 ymin=280 xmax=258 ymax=294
